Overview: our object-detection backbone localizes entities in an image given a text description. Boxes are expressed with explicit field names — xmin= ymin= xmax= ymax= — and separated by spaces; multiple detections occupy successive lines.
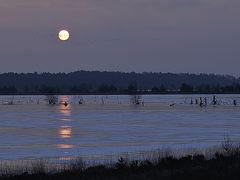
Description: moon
xmin=58 ymin=30 xmax=70 ymax=41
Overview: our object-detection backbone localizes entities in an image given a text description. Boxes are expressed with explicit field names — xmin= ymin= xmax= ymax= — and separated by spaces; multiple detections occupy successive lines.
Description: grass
xmin=1 ymin=140 xmax=240 ymax=180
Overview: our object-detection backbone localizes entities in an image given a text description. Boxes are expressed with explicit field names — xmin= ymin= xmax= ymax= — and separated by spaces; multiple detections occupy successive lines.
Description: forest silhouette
xmin=0 ymin=71 xmax=239 ymax=94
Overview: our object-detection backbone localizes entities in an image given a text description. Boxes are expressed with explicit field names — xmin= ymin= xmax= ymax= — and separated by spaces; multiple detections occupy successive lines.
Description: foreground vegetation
xmin=1 ymin=140 xmax=240 ymax=180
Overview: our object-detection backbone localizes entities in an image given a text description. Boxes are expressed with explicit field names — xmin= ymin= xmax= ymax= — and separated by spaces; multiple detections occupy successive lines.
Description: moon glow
xmin=58 ymin=30 xmax=70 ymax=41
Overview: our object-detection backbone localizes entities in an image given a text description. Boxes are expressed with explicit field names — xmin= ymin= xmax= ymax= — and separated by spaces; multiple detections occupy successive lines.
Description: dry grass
xmin=1 ymin=139 xmax=240 ymax=180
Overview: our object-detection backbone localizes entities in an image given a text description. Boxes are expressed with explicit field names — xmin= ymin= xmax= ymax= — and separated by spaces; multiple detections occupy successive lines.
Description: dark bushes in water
xmin=2 ymin=142 xmax=240 ymax=180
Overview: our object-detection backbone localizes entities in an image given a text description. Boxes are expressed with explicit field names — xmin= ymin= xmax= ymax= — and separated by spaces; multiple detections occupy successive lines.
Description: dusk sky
xmin=1 ymin=0 xmax=240 ymax=76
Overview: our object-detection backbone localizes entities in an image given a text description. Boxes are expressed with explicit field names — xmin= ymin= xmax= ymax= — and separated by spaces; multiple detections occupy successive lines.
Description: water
xmin=0 ymin=94 xmax=240 ymax=160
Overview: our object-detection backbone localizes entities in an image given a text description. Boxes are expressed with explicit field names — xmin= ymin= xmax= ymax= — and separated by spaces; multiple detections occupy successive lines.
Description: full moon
xmin=58 ymin=30 xmax=70 ymax=41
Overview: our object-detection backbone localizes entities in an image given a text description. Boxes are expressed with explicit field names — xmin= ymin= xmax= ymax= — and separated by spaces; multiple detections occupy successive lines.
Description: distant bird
xmin=136 ymin=101 xmax=140 ymax=105
xmin=170 ymin=103 xmax=175 ymax=107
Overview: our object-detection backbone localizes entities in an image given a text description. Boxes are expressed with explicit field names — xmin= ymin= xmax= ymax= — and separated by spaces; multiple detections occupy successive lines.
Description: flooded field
xmin=0 ymin=94 xmax=240 ymax=160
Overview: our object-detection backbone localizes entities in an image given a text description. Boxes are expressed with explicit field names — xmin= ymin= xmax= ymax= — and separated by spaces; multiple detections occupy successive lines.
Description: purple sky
xmin=1 ymin=0 xmax=240 ymax=76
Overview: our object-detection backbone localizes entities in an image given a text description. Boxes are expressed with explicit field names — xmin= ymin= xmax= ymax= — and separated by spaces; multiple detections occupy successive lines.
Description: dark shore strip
xmin=1 ymin=141 xmax=240 ymax=180
xmin=1 ymin=91 xmax=240 ymax=96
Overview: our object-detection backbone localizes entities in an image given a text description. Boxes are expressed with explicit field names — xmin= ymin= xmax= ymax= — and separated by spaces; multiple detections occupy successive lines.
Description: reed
xmin=1 ymin=139 xmax=240 ymax=180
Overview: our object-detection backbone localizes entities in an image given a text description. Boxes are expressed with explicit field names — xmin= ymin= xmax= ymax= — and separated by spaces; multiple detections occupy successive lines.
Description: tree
xmin=151 ymin=87 xmax=159 ymax=93
xmin=180 ymin=83 xmax=193 ymax=92
xmin=127 ymin=82 xmax=138 ymax=94
xmin=159 ymin=84 xmax=167 ymax=92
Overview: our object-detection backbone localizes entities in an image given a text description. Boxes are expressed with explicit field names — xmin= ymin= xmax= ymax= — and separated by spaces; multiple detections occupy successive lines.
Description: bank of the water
xmin=0 ymin=141 xmax=239 ymax=180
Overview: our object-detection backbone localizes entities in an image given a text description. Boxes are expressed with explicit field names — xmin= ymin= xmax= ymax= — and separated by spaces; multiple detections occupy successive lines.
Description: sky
xmin=0 ymin=0 xmax=240 ymax=76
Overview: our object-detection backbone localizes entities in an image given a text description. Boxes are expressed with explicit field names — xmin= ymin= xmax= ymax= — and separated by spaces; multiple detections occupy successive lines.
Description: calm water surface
xmin=0 ymin=94 xmax=240 ymax=160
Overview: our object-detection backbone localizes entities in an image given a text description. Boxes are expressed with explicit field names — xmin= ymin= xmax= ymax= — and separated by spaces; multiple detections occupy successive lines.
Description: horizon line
xmin=0 ymin=70 xmax=238 ymax=78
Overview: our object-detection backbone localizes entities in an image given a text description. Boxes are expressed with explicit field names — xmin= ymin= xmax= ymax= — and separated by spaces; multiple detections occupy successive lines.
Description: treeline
xmin=1 ymin=83 xmax=240 ymax=95
xmin=0 ymin=71 xmax=240 ymax=94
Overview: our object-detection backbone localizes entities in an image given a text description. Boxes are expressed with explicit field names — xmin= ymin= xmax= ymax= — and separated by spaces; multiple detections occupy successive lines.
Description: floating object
xmin=213 ymin=96 xmax=217 ymax=105
xmin=64 ymin=101 xmax=68 ymax=107
xmin=200 ymin=97 xmax=203 ymax=107
xmin=233 ymin=100 xmax=237 ymax=106
xmin=195 ymin=99 xmax=198 ymax=104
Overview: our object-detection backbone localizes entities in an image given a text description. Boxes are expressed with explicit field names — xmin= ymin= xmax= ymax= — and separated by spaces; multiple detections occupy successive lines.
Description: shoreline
xmin=1 ymin=92 xmax=240 ymax=96
xmin=0 ymin=141 xmax=239 ymax=179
